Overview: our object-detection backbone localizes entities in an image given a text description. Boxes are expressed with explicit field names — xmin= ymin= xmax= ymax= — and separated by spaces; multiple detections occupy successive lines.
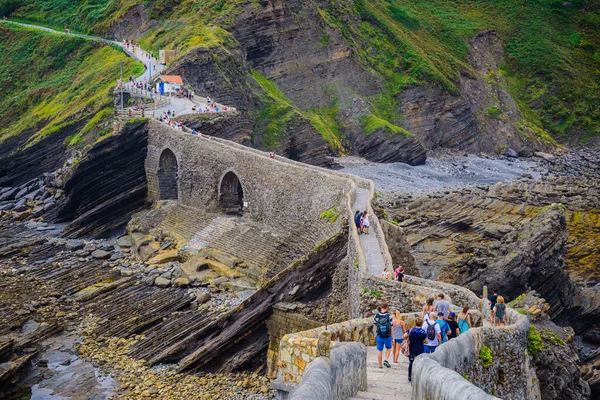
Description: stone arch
xmin=157 ymin=148 xmax=178 ymax=200
xmin=218 ymin=171 xmax=244 ymax=215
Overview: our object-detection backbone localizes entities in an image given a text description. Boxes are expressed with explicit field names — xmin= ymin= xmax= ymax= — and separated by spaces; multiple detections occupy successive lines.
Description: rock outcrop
xmin=512 ymin=292 xmax=591 ymax=400
xmin=51 ymin=120 xmax=150 ymax=238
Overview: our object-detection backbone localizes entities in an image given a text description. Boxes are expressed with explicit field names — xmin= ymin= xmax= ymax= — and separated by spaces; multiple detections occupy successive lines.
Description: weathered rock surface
xmin=50 ymin=120 xmax=150 ymax=238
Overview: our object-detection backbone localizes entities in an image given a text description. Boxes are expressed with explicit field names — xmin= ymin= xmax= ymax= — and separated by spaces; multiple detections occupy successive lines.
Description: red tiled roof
xmin=158 ymin=75 xmax=183 ymax=85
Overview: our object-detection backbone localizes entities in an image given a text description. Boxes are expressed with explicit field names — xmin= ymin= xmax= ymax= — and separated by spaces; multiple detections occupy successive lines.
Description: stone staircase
xmin=350 ymin=347 xmax=412 ymax=400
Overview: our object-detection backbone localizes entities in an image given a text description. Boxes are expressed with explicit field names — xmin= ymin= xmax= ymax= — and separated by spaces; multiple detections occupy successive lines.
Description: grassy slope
xmin=321 ymin=0 xmax=600 ymax=144
xmin=4 ymin=0 xmax=600 ymax=146
xmin=0 ymin=23 xmax=142 ymax=147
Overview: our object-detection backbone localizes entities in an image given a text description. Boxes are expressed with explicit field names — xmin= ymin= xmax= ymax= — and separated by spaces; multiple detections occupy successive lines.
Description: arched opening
xmin=158 ymin=148 xmax=178 ymax=200
xmin=219 ymin=171 xmax=244 ymax=215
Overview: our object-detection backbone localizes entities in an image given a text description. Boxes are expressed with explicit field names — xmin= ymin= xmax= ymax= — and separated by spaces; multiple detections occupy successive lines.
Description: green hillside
xmin=2 ymin=0 xmax=599 ymax=144
xmin=0 ymin=23 xmax=142 ymax=147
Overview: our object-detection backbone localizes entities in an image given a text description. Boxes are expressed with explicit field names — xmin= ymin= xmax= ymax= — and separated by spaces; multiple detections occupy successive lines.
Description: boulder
xmin=138 ymin=244 xmax=158 ymax=262
xmin=195 ymin=293 xmax=212 ymax=304
xmin=120 ymin=268 xmax=135 ymax=277
xmin=173 ymin=277 xmax=190 ymax=287
xmin=154 ymin=277 xmax=171 ymax=288
xmin=14 ymin=187 xmax=29 ymax=200
xmin=181 ymin=256 xmax=243 ymax=282
xmin=147 ymin=249 xmax=179 ymax=265
xmin=91 ymin=250 xmax=111 ymax=260
xmin=117 ymin=236 xmax=132 ymax=248
xmin=534 ymin=151 xmax=556 ymax=162
xmin=506 ymin=148 xmax=518 ymax=158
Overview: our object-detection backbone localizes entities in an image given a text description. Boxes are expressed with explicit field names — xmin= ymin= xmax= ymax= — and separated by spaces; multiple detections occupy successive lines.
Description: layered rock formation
xmin=50 ymin=120 xmax=150 ymax=238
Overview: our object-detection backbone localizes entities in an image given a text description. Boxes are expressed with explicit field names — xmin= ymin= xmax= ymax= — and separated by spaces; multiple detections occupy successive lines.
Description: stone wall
xmin=146 ymin=120 xmax=353 ymax=231
xmin=412 ymin=309 xmax=540 ymax=400
xmin=287 ymin=342 xmax=367 ymax=400
xmin=266 ymin=304 xmax=323 ymax=379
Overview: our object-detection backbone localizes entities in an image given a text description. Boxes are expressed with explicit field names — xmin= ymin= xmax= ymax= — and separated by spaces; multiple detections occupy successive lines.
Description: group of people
xmin=373 ymin=292 xmax=475 ymax=382
xmin=381 ymin=265 xmax=405 ymax=282
xmin=354 ymin=210 xmax=371 ymax=234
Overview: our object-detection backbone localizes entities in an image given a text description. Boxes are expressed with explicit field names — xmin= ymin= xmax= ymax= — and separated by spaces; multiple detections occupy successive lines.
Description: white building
xmin=155 ymin=75 xmax=183 ymax=96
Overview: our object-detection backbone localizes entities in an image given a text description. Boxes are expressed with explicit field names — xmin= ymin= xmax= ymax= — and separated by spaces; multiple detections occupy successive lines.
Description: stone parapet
xmin=412 ymin=309 xmax=539 ymax=400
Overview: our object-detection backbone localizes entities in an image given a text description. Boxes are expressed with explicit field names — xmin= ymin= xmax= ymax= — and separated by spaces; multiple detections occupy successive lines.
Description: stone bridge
xmin=145 ymin=120 xmax=351 ymax=230
xmin=143 ymin=119 xmax=537 ymax=400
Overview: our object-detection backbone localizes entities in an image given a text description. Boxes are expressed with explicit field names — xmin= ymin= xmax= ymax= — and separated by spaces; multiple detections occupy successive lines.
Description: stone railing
xmin=275 ymin=313 xmax=422 ymax=381
xmin=412 ymin=308 xmax=540 ymax=400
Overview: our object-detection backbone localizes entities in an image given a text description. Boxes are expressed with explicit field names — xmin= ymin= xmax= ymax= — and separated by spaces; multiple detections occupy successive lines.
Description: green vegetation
xmin=542 ymin=329 xmax=566 ymax=346
xmin=486 ymin=107 xmax=502 ymax=118
xmin=0 ymin=24 xmax=141 ymax=146
xmin=318 ymin=0 xmax=600 ymax=142
xmin=251 ymin=70 xmax=344 ymax=152
xmin=320 ymin=207 xmax=340 ymax=223
xmin=362 ymin=288 xmax=382 ymax=298
xmin=3 ymin=0 xmax=599 ymax=144
xmin=508 ymin=293 xmax=526 ymax=307
xmin=479 ymin=345 xmax=493 ymax=367
xmin=528 ymin=326 xmax=544 ymax=356
xmin=360 ymin=114 xmax=412 ymax=137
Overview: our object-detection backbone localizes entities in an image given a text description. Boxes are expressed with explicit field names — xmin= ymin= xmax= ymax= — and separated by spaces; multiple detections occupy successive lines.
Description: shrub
xmin=487 ymin=106 xmax=502 ymax=118
xmin=320 ymin=207 xmax=339 ymax=223
xmin=479 ymin=345 xmax=493 ymax=367
xmin=528 ymin=326 xmax=544 ymax=356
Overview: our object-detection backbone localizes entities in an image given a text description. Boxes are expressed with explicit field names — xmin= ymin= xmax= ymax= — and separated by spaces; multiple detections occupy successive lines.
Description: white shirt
xmin=424 ymin=319 xmax=441 ymax=346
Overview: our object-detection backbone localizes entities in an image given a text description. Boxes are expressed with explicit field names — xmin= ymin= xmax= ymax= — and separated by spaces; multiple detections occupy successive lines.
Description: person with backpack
xmin=423 ymin=313 xmax=442 ymax=353
xmin=403 ymin=317 xmax=427 ymax=382
xmin=435 ymin=312 xmax=451 ymax=343
xmin=391 ymin=310 xmax=406 ymax=364
xmin=373 ymin=301 xmax=393 ymax=368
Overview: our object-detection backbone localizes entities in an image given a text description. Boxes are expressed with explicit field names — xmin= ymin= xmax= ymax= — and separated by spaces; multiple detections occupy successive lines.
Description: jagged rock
xmin=210 ymin=277 xmax=229 ymax=287
xmin=120 ymin=268 xmax=134 ymax=277
xmin=91 ymin=250 xmax=111 ymax=260
xmin=506 ymin=148 xmax=518 ymax=158
xmin=138 ymin=244 xmax=158 ymax=262
xmin=154 ymin=277 xmax=171 ymax=288
xmin=49 ymin=120 xmax=150 ymax=238
xmin=351 ymin=128 xmax=427 ymax=165
xmin=380 ymin=220 xmax=418 ymax=275
xmin=14 ymin=187 xmax=29 ymax=200
xmin=0 ymin=188 xmax=17 ymax=201
xmin=13 ymin=199 xmax=27 ymax=212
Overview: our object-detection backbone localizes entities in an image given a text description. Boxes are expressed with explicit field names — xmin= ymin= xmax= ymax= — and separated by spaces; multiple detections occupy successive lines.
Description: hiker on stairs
xmin=373 ymin=301 xmax=393 ymax=369
xmin=404 ymin=317 xmax=427 ymax=382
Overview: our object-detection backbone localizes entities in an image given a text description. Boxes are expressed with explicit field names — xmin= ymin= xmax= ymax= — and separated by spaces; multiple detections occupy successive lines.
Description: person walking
xmin=374 ymin=301 xmax=393 ymax=368
xmin=435 ymin=312 xmax=450 ymax=343
xmin=422 ymin=298 xmax=434 ymax=319
xmin=434 ymin=293 xmax=451 ymax=319
xmin=404 ymin=317 xmax=427 ymax=382
xmin=423 ymin=313 xmax=442 ymax=353
xmin=395 ymin=265 xmax=405 ymax=282
xmin=391 ymin=310 xmax=406 ymax=364
xmin=354 ymin=210 xmax=362 ymax=234
xmin=362 ymin=211 xmax=370 ymax=234
xmin=489 ymin=289 xmax=499 ymax=324
xmin=458 ymin=306 xmax=472 ymax=333
xmin=381 ymin=268 xmax=391 ymax=280
xmin=446 ymin=312 xmax=460 ymax=339
xmin=492 ymin=296 xmax=507 ymax=326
